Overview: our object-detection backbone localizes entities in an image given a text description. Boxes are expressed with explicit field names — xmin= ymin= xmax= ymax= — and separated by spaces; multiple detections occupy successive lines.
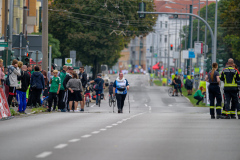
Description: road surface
xmin=0 ymin=74 xmax=240 ymax=160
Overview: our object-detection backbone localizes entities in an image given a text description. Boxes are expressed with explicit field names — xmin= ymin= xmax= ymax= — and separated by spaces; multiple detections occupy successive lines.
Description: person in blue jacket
xmin=30 ymin=66 xmax=45 ymax=107
xmin=113 ymin=73 xmax=130 ymax=113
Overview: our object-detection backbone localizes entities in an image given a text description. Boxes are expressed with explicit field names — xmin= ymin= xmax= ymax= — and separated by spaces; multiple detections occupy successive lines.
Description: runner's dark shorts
xmin=68 ymin=90 xmax=82 ymax=102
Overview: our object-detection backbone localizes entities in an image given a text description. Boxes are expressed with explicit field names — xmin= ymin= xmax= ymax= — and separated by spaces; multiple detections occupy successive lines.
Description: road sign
xmin=173 ymin=52 xmax=179 ymax=59
xmin=189 ymin=49 xmax=195 ymax=58
xmin=0 ymin=42 xmax=8 ymax=47
xmin=65 ymin=58 xmax=72 ymax=66
xmin=194 ymin=42 xmax=203 ymax=54
xmin=31 ymin=50 xmax=43 ymax=62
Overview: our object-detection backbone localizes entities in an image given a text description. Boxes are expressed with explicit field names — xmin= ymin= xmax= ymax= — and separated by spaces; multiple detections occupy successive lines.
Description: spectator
xmin=8 ymin=59 xmax=21 ymax=106
xmin=194 ymin=86 xmax=205 ymax=105
xmin=16 ymin=65 xmax=30 ymax=113
xmin=186 ymin=76 xmax=193 ymax=95
xmin=0 ymin=59 xmax=4 ymax=87
xmin=66 ymin=72 xmax=83 ymax=112
xmin=18 ymin=61 xmax=23 ymax=70
xmin=27 ymin=64 xmax=32 ymax=77
xmin=48 ymin=70 xmax=61 ymax=112
xmin=31 ymin=65 xmax=36 ymax=75
xmin=63 ymin=67 xmax=74 ymax=111
xmin=78 ymin=67 xmax=87 ymax=111
xmin=38 ymin=64 xmax=48 ymax=86
xmin=30 ymin=66 xmax=45 ymax=107
xmin=58 ymin=65 xmax=67 ymax=111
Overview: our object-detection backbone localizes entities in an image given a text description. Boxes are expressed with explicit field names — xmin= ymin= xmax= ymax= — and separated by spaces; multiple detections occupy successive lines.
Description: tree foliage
xmin=181 ymin=2 xmax=233 ymax=70
xmin=219 ymin=0 xmax=240 ymax=63
xmin=48 ymin=0 xmax=156 ymax=77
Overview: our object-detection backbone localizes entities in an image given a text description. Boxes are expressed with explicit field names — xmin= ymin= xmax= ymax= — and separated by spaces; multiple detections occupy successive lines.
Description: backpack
xmin=6 ymin=66 xmax=13 ymax=86
xmin=93 ymin=79 xmax=103 ymax=91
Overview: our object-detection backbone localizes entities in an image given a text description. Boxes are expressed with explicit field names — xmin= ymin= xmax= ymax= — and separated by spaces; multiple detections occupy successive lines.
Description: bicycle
xmin=109 ymin=93 xmax=116 ymax=107
xmin=86 ymin=96 xmax=90 ymax=107
xmin=168 ymin=85 xmax=174 ymax=97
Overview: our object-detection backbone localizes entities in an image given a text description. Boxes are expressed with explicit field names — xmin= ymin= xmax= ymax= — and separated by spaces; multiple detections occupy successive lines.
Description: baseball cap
xmin=97 ymin=73 xmax=102 ymax=77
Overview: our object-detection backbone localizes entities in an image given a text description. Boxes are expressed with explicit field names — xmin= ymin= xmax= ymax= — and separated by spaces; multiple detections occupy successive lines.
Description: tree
xmin=181 ymin=2 xmax=232 ymax=71
xmin=219 ymin=0 xmax=240 ymax=63
xmin=48 ymin=0 xmax=156 ymax=78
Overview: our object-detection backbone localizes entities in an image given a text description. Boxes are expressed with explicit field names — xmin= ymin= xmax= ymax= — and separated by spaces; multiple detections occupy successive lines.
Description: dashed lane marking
xmin=117 ymin=121 xmax=123 ymax=123
xmin=145 ymin=104 xmax=147 ymax=107
xmin=106 ymin=126 xmax=113 ymax=128
xmin=112 ymin=124 xmax=118 ymax=126
xmin=92 ymin=131 xmax=100 ymax=134
xmin=54 ymin=144 xmax=68 ymax=149
xmin=69 ymin=139 xmax=80 ymax=143
xmin=36 ymin=152 xmax=52 ymax=158
xmin=91 ymin=104 xmax=95 ymax=108
xmin=100 ymin=129 xmax=107 ymax=131
xmin=82 ymin=135 xmax=91 ymax=138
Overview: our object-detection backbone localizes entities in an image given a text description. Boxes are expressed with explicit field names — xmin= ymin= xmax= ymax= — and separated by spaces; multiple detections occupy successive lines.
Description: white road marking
xmin=149 ymin=106 xmax=152 ymax=111
xmin=112 ymin=124 xmax=118 ymax=126
xmin=69 ymin=139 xmax=80 ymax=143
xmin=122 ymin=119 xmax=128 ymax=121
xmin=117 ymin=121 xmax=123 ymax=123
xmin=82 ymin=135 xmax=91 ymax=138
xmin=91 ymin=104 xmax=95 ymax=108
xmin=106 ymin=126 xmax=113 ymax=128
xmin=168 ymin=104 xmax=173 ymax=107
xmin=54 ymin=144 xmax=68 ymax=149
xmin=92 ymin=131 xmax=100 ymax=134
xmin=145 ymin=104 xmax=147 ymax=107
xmin=36 ymin=152 xmax=52 ymax=158
xmin=100 ymin=128 xmax=107 ymax=131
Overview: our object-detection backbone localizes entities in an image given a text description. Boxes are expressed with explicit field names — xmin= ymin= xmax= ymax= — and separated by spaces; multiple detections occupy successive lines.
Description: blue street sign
xmin=189 ymin=50 xmax=195 ymax=58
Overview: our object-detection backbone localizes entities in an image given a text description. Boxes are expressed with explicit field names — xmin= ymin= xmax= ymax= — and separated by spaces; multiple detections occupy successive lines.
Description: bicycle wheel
xmin=168 ymin=88 xmax=173 ymax=97
xmin=98 ymin=95 xmax=101 ymax=107
xmin=109 ymin=98 xmax=112 ymax=107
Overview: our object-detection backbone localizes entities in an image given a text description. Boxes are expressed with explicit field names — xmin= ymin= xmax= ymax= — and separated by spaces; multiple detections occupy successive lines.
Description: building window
xmin=160 ymin=21 xmax=162 ymax=28
xmin=165 ymin=21 xmax=168 ymax=28
xmin=160 ymin=35 xmax=162 ymax=42
xmin=165 ymin=35 xmax=167 ymax=43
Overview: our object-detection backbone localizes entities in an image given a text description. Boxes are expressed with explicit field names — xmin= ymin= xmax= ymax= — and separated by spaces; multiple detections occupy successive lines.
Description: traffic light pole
xmin=137 ymin=11 xmax=216 ymax=64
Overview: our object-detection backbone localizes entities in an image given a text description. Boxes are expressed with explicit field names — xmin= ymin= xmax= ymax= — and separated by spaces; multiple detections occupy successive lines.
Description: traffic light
xmin=22 ymin=52 xmax=30 ymax=65
xmin=170 ymin=44 xmax=173 ymax=50
xmin=139 ymin=2 xmax=146 ymax=18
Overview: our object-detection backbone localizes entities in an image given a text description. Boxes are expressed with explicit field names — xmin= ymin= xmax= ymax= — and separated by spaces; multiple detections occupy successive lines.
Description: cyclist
xmin=90 ymin=73 xmax=105 ymax=105
xmin=113 ymin=73 xmax=130 ymax=113
xmin=85 ymin=82 xmax=93 ymax=102
xmin=172 ymin=75 xmax=182 ymax=96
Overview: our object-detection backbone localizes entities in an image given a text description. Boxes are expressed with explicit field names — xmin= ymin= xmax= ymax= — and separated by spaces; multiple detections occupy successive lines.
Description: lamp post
xmin=203 ymin=0 xmax=208 ymax=78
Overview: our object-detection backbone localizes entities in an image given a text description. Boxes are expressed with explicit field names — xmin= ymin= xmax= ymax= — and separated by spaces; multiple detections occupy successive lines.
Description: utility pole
xmin=203 ymin=0 xmax=208 ymax=78
xmin=4 ymin=0 xmax=8 ymax=66
xmin=179 ymin=11 xmax=182 ymax=70
xmin=167 ymin=34 xmax=171 ymax=81
xmin=187 ymin=5 xmax=193 ymax=75
xmin=42 ymin=0 xmax=48 ymax=71
xmin=23 ymin=6 xmax=28 ymax=38
xmin=49 ymin=45 xmax=52 ymax=73
xmin=213 ymin=0 xmax=217 ymax=63
xmin=9 ymin=0 xmax=13 ymax=51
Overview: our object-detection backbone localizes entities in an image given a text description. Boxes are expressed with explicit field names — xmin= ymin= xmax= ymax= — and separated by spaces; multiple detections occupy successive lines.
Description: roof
xmin=154 ymin=0 xmax=216 ymax=17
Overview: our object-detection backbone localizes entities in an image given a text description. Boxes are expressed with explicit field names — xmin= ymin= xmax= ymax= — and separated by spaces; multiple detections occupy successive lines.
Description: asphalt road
xmin=1 ymin=74 xmax=240 ymax=160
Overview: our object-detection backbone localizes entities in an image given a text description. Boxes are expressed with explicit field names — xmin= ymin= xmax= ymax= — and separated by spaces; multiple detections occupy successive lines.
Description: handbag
xmin=16 ymin=71 xmax=24 ymax=89
xmin=93 ymin=79 xmax=103 ymax=91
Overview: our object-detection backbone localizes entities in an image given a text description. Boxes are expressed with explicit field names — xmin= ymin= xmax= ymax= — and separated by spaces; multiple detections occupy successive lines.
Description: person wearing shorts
xmin=66 ymin=72 xmax=83 ymax=112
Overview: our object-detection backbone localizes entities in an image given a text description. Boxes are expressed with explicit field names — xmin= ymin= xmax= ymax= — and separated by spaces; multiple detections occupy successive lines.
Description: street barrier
xmin=0 ymin=88 xmax=11 ymax=119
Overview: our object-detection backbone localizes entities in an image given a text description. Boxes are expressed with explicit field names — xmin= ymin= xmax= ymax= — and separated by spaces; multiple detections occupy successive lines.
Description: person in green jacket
xmin=58 ymin=65 xmax=67 ymax=111
xmin=194 ymin=86 xmax=205 ymax=105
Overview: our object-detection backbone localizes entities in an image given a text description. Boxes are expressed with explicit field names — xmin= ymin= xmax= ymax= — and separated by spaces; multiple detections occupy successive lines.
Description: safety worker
xmin=205 ymin=63 xmax=222 ymax=119
xmin=220 ymin=58 xmax=240 ymax=119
